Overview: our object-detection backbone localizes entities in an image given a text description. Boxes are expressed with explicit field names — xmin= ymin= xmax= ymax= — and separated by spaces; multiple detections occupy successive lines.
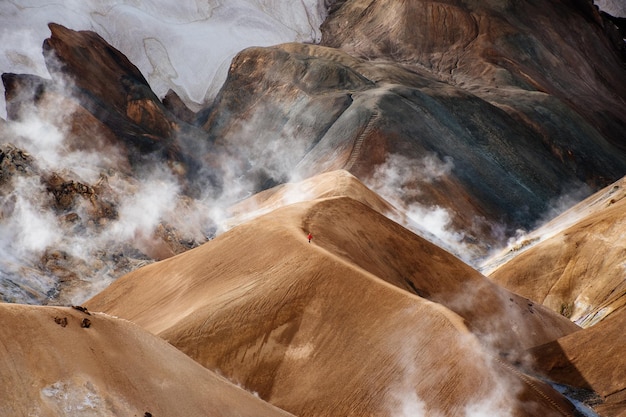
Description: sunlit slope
xmin=486 ymin=175 xmax=626 ymax=327
xmin=227 ymin=171 xmax=579 ymax=354
xmin=0 ymin=303 xmax=294 ymax=417
xmin=87 ymin=175 xmax=579 ymax=417
xmin=529 ymin=308 xmax=626 ymax=417
xmin=226 ymin=169 xmax=395 ymax=229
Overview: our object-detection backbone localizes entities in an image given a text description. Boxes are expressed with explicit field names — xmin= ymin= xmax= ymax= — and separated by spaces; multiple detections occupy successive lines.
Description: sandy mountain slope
xmin=223 ymin=170 xmax=579 ymax=353
xmin=86 ymin=172 xmax=580 ymax=417
xmin=529 ymin=308 xmax=626 ymax=417
xmin=0 ymin=303 xmax=294 ymax=417
xmin=484 ymin=175 xmax=626 ymax=327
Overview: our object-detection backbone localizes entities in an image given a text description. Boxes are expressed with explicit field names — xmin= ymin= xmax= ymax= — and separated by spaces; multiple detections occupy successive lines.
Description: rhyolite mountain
xmin=1 ymin=0 xmax=626 ymax=415
xmin=85 ymin=170 xmax=582 ymax=417
xmin=200 ymin=0 xmax=626 ymax=247
xmin=2 ymin=0 xmax=625 ymax=303
xmin=483 ymin=175 xmax=626 ymax=327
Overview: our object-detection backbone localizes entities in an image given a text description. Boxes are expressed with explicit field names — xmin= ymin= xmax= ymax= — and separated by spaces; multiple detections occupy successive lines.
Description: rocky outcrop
xmin=42 ymin=23 xmax=174 ymax=149
xmin=0 ymin=144 xmax=37 ymax=185
xmin=4 ymin=24 xmax=209 ymax=177
xmin=162 ymin=89 xmax=196 ymax=124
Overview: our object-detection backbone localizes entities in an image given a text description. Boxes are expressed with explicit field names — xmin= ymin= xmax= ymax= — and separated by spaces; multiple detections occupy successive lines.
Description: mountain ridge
xmin=85 ymin=170 xmax=581 ymax=417
xmin=1 ymin=1 xmax=625 ymax=416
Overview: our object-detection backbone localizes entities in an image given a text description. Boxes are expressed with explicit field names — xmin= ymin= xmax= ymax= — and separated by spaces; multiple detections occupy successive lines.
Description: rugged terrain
xmin=86 ymin=170 xmax=584 ymax=417
xmin=1 ymin=0 xmax=625 ymax=416
xmin=483 ymin=176 xmax=626 ymax=327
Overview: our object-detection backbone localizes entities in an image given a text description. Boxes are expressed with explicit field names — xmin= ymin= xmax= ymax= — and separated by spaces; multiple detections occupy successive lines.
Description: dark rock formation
xmin=42 ymin=23 xmax=174 ymax=152
xmin=4 ymin=24 xmax=210 ymax=181
xmin=198 ymin=0 xmax=626 ymax=253
xmin=0 ymin=144 xmax=38 ymax=185
xmin=162 ymin=89 xmax=196 ymax=125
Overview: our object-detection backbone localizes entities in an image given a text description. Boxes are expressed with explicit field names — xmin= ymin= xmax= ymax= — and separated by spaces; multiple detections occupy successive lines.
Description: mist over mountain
xmin=1 ymin=0 xmax=625 ymax=416
xmin=0 ymin=0 xmax=327 ymax=117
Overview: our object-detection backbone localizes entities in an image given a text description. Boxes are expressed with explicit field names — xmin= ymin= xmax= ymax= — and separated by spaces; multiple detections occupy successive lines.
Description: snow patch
xmin=0 ymin=0 xmax=329 ymax=118
xmin=364 ymin=153 xmax=477 ymax=262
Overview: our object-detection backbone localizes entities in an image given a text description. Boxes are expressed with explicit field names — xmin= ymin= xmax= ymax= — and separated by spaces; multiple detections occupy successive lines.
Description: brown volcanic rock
xmin=43 ymin=23 xmax=174 ymax=142
xmin=0 ymin=303 xmax=294 ymax=417
xmin=200 ymin=0 xmax=626 ymax=254
xmin=4 ymin=24 xmax=201 ymax=171
xmin=40 ymin=23 xmax=186 ymax=164
xmin=485 ymin=175 xmax=626 ymax=327
xmin=0 ymin=143 xmax=38 ymax=186
xmin=529 ymin=308 xmax=626 ymax=417
xmin=87 ymin=172 xmax=579 ymax=417
xmin=44 ymin=23 xmax=150 ymax=113
xmin=199 ymin=43 xmax=370 ymax=189
xmin=162 ymin=88 xmax=197 ymax=124
xmin=321 ymin=0 xmax=626 ymax=148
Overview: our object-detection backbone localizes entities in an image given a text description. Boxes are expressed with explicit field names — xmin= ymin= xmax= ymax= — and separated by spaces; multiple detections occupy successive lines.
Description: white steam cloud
xmin=0 ymin=1 xmax=333 ymax=305
xmin=480 ymin=181 xmax=592 ymax=274
xmin=0 ymin=94 xmax=213 ymax=304
xmin=3 ymin=177 xmax=62 ymax=255
xmin=387 ymin=320 xmax=523 ymax=417
xmin=108 ymin=170 xmax=180 ymax=242
xmin=364 ymin=153 xmax=476 ymax=262
xmin=394 ymin=391 xmax=430 ymax=417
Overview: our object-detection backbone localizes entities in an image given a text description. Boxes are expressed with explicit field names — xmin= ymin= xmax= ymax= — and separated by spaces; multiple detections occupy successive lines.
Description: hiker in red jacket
xmin=307 ymin=232 xmax=312 ymax=243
